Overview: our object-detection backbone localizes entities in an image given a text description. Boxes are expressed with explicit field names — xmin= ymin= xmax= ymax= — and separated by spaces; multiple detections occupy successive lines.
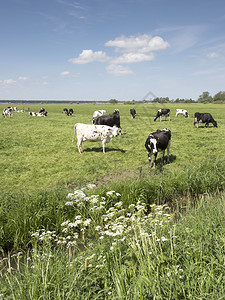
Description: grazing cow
xmin=130 ymin=108 xmax=136 ymax=119
xmin=3 ymin=107 xmax=13 ymax=118
xmin=68 ymin=108 xmax=74 ymax=116
xmin=145 ymin=128 xmax=171 ymax=169
xmin=72 ymin=123 xmax=120 ymax=153
xmin=95 ymin=109 xmax=121 ymax=131
xmin=194 ymin=112 xmax=217 ymax=128
xmin=63 ymin=108 xmax=69 ymax=115
xmin=92 ymin=110 xmax=106 ymax=124
xmin=154 ymin=109 xmax=170 ymax=122
xmin=175 ymin=109 xmax=189 ymax=118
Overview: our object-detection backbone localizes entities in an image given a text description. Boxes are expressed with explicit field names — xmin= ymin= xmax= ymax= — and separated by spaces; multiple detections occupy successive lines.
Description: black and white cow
xmin=95 ymin=109 xmax=121 ymax=131
xmin=3 ymin=107 xmax=13 ymax=118
xmin=68 ymin=108 xmax=74 ymax=116
xmin=39 ymin=108 xmax=46 ymax=113
xmin=175 ymin=109 xmax=189 ymax=118
xmin=63 ymin=108 xmax=69 ymax=115
xmin=92 ymin=110 xmax=106 ymax=124
xmin=145 ymin=128 xmax=171 ymax=169
xmin=194 ymin=112 xmax=217 ymax=128
xmin=130 ymin=108 xmax=136 ymax=119
xmin=72 ymin=123 xmax=120 ymax=153
xmin=154 ymin=109 xmax=170 ymax=122
xmin=29 ymin=111 xmax=47 ymax=117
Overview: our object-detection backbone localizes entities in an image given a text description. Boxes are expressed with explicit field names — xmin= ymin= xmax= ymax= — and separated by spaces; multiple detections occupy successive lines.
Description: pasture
xmin=1 ymin=102 xmax=225 ymax=298
xmin=1 ymin=103 xmax=224 ymax=192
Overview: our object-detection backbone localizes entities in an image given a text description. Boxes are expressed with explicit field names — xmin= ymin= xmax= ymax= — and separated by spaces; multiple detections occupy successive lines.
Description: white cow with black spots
xmin=3 ymin=107 xmax=13 ymax=118
xmin=72 ymin=123 xmax=120 ymax=153
xmin=175 ymin=109 xmax=189 ymax=118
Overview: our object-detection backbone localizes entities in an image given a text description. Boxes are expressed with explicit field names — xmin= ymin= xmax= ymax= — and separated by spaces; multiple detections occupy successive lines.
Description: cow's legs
xmin=77 ymin=139 xmax=83 ymax=153
xmin=152 ymin=153 xmax=157 ymax=169
xmin=102 ymin=140 xmax=106 ymax=153
xmin=146 ymin=151 xmax=152 ymax=166
xmin=167 ymin=140 xmax=171 ymax=163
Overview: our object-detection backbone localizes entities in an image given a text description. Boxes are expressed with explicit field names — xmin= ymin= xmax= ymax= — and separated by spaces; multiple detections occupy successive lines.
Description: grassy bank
xmin=1 ymin=155 xmax=225 ymax=252
xmin=1 ymin=191 xmax=224 ymax=299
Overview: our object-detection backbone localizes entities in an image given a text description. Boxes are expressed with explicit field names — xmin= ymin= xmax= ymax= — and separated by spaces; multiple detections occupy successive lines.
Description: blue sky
xmin=1 ymin=0 xmax=225 ymax=101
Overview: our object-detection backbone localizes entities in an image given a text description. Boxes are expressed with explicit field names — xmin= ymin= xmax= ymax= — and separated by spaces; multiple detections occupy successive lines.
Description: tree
xmin=198 ymin=91 xmax=213 ymax=103
xmin=109 ymin=99 xmax=119 ymax=104
xmin=213 ymin=91 xmax=225 ymax=102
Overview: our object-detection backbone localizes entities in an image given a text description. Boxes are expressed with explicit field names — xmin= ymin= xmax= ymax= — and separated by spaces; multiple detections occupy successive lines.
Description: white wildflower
xmin=83 ymin=219 xmax=92 ymax=226
xmin=86 ymin=184 xmax=96 ymax=189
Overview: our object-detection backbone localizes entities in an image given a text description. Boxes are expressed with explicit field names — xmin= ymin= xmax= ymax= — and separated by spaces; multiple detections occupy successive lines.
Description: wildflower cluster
xmin=31 ymin=184 xmax=173 ymax=254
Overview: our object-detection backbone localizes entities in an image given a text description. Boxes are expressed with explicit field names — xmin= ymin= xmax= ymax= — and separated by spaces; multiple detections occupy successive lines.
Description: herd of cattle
xmin=2 ymin=106 xmax=218 ymax=168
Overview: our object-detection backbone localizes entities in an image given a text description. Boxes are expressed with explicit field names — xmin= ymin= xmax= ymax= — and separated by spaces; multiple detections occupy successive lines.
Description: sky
xmin=1 ymin=0 xmax=225 ymax=101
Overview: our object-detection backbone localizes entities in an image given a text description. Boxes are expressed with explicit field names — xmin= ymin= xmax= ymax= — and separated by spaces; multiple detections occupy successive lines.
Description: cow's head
xmin=213 ymin=120 xmax=218 ymax=127
xmin=112 ymin=126 xmax=121 ymax=136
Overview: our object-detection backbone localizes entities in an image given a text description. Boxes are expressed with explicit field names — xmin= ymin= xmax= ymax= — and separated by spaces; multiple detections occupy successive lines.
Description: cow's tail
xmin=72 ymin=124 xmax=77 ymax=143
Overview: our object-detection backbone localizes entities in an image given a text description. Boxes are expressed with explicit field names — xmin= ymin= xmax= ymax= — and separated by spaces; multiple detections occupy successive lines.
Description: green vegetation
xmin=1 ymin=103 xmax=225 ymax=298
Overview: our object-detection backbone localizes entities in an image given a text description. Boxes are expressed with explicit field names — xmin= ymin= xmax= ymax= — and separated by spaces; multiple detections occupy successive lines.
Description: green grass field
xmin=1 ymin=103 xmax=224 ymax=192
xmin=1 ymin=103 xmax=225 ymax=299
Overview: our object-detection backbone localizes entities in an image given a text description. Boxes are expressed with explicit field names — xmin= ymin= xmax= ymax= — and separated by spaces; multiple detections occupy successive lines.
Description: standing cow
xmin=72 ymin=123 xmax=119 ymax=153
xmin=145 ymin=128 xmax=171 ymax=168
xmin=95 ymin=109 xmax=121 ymax=130
xmin=154 ymin=109 xmax=170 ymax=122
xmin=2 ymin=107 xmax=13 ymax=118
xmin=175 ymin=109 xmax=189 ymax=118
xmin=194 ymin=112 xmax=217 ymax=128
xmin=92 ymin=110 xmax=106 ymax=124
xmin=130 ymin=108 xmax=136 ymax=118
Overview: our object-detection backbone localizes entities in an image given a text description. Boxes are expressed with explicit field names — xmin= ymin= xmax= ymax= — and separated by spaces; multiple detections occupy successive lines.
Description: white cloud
xmin=68 ymin=34 xmax=169 ymax=76
xmin=69 ymin=49 xmax=109 ymax=64
xmin=112 ymin=52 xmax=154 ymax=64
xmin=18 ymin=76 xmax=28 ymax=81
xmin=106 ymin=64 xmax=133 ymax=76
xmin=60 ymin=71 xmax=70 ymax=76
xmin=105 ymin=34 xmax=169 ymax=53
xmin=206 ymin=52 xmax=219 ymax=58
xmin=3 ymin=79 xmax=16 ymax=85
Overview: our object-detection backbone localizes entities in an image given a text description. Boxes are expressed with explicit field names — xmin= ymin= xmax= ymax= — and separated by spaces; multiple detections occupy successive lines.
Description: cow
xmin=130 ymin=108 xmax=136 ymax=119
xmin=175 ymin=109 xmax=189 ymax=118
xmin=145 ymin=128 xmax=171 ymax=169
xmin=63 ymin=108 xmax=69 ymax=115
xmin=3 ymin=107 xmax=13 ymax=118
xmin=194 ymin=112 xmax=217 ymax=128
xmin=29 ymin=111 xmax=47 ymax=117
xmin=36 ymin=112 xmax=47 ymax=117
xmin=16 ymin=108 xmax=24 ymax=113
xmin=72 ymin=123 xmax=120 ymax=153
xmin=92 ymin=110 xmax=106 ymax=124
xmin=95 ymin=109 xmax=121 ymax=132
xmin=39 ymin=108 xmax=46 ymax=113
xmin=29 ymin=112 xmax=37 ymax=116
xmin=68 ymin=108 xmax=74 ymax=116
xmin=154 ymin=109 xmax=170 ymax=122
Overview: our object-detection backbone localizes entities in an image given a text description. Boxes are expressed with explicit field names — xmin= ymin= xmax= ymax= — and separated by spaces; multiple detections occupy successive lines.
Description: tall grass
xmin=1 ymin=192 xmax=224 ymax=299
xmin=1 ymin=155 xmax=225 ymax=252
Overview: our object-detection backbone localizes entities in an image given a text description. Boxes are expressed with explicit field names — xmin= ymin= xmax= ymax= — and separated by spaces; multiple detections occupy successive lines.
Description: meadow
xmin=1 ymin=103 xmax=224 ymax=192
xmin=1 ymin=103 xmax=225 ymax=299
